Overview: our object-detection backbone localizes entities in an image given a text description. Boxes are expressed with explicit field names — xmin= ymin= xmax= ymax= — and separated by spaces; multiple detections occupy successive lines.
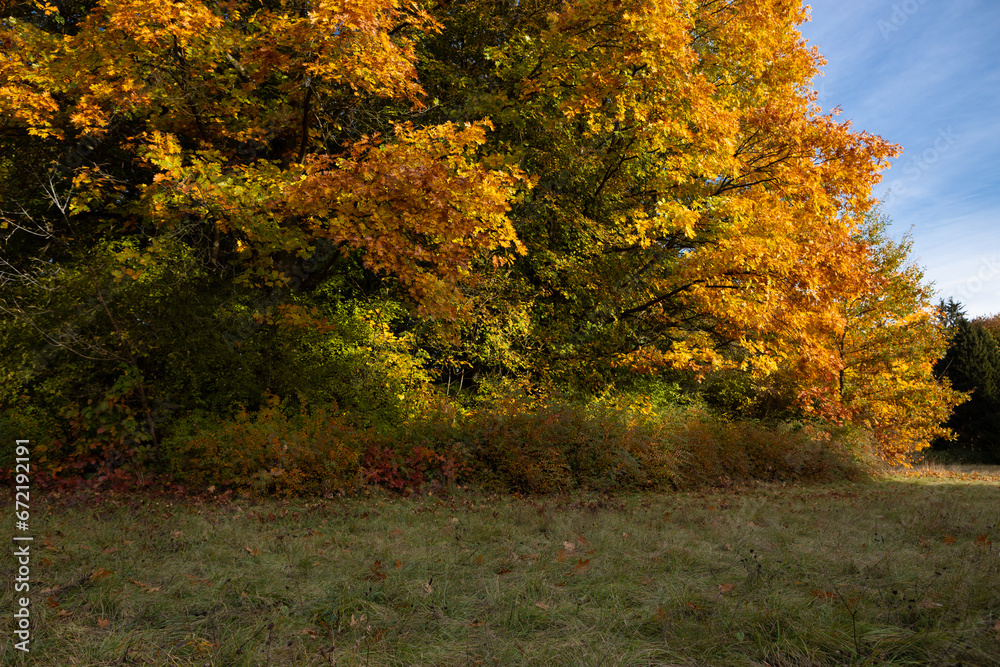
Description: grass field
xmin=3 ymin=470 xmax=1000 ymax=666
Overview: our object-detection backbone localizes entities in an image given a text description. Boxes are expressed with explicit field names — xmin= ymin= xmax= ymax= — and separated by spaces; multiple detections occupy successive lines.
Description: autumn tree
xmin=1 ymin=0 xmax=954 ymax=472
xmin=827 ymin=214 xmax=964 ymax=463
xmin=0 ymin=0 xmax=526 ymax=460
xmin=417 ymin=0 xmax=899 ymax=390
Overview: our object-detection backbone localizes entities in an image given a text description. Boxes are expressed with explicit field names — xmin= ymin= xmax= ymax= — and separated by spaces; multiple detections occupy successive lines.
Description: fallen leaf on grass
xmin=573 ymin=558 xmax=591 ymax=574
xmin=90 ymin=567 xmax=112 ymax=581
xmin=562 ymin=541 xmax=575 ymax=553
xmin=975 ymin=534 xmax=992 ymax=547
xmin=184 ymin=574 xmax=212 ymax=586
xmin=244 ymin=545 xmax=261 ymax=557
xmin=364 ymin=561 xmax=387 ymax=582
xmin=128 ymin=579 xmax=161 ymax=593
xmin=718 ymin=583 xmax=735 ymax=594
xmin=918 ymin=600 xmax=944 ymax=609
xmin=555 ymin=549 xmax=567 ymax=563
xmin=943 ymin=535 xmax=957 ymax=544
xmin=45 ymin=596 xmax=59 ymax=609
xmin=57 ymin=610 xmax=73 ymax=618
xmin=496 ymin=567 xmax=511 ymax=576
xmin=812 ymin=590 xmax=838 ymax=600
xmin=97 ymin=618 xmax=110 ymax=628
xmin=534 ymin=602 xmax=550 ymax=610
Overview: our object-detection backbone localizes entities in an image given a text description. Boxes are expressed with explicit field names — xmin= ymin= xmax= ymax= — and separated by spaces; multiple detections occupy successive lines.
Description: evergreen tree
xmin=936 ymin=297 xmax=967 ymax=329
xmin=934 ymin=314 xmax=1000 ymax=462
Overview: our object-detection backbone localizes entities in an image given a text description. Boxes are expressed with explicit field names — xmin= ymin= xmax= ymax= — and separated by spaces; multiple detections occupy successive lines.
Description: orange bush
xmin=162 ymin=396 xmax=361 ymax=496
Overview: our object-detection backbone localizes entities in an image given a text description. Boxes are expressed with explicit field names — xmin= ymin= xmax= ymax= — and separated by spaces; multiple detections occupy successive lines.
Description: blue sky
xmin=796 ymin=0 xmax=1000 ymax=317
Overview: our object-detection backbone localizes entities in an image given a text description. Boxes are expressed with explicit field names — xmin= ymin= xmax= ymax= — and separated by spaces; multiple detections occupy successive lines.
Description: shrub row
xmin=150 ymin=396 xmax=876 ymax=497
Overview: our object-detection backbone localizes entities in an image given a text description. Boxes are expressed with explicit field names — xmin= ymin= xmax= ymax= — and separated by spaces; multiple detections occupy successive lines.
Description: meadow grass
xmin=3 ymin=473 xmax=999 ymax=666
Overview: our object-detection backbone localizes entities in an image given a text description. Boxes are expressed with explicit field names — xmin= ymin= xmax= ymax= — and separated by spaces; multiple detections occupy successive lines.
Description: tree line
xmin=0 ymin=0 xmax=973 ymax=483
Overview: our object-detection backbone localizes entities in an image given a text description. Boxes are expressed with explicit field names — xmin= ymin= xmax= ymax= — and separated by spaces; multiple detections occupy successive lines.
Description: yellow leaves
xmin=284 ymin=121 xmax=526 ymax=317
xmin=0 ymin=85 xmax=61 ymax=138
xmin=142 ymin=131 xmax=184 ymax=176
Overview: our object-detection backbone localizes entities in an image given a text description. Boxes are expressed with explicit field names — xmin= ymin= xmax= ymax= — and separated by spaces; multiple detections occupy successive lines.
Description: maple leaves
xmin=440 ymin=0 xmax=902 ymax=385
xmin=285 ymin=120 xmax=529 ymax=315
xmin=0 ymin=0 xmax=532 ymax=407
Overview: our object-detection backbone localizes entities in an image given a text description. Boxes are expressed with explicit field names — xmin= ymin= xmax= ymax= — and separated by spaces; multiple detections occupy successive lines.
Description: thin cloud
xmin=800 ymin=0 xmax=1000 ymax=316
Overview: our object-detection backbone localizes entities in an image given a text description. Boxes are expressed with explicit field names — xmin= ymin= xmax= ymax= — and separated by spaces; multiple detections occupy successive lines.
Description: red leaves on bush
xmin=360 ymin=443 xmax=464 ymax=494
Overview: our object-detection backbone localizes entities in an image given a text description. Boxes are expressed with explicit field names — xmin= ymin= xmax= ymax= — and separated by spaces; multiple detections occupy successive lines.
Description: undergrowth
xmin=6 ymin=395 xmax=879 ymax=498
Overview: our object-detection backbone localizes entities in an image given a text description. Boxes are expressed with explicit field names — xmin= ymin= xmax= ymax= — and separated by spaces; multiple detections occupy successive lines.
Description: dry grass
xmin=2 ymin=477 xmax=999 ymax=666
xmin=890 ymin=462 xmax=1000 ymax=482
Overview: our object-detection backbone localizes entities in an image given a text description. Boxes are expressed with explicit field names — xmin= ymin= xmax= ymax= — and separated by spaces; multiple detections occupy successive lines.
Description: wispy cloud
xmin=799 ymin=0 xmax=1000 ymax=316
